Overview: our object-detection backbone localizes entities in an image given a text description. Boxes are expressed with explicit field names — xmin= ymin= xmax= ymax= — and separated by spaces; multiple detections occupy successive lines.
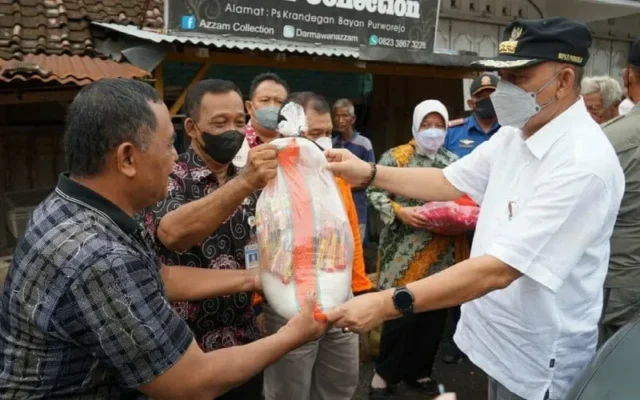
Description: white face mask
xmin=315 ymin=136 xmax=333 ymax=150
xmin=413 ymin=128 xmax=446 ymax=155
xmin=489 ymin=73 xmax=559 ymax=129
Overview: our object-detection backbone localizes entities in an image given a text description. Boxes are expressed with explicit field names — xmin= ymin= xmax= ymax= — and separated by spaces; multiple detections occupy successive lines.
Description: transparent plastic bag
xmin=416 ymin=195 xmax=480 ymax=235
xmin=256 ymin=137 xmax=354 ymax=321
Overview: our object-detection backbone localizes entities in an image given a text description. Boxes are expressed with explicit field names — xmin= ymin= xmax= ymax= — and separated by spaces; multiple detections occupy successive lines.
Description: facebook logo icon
xmin=181 ymin=15 xmax=196 ymax=30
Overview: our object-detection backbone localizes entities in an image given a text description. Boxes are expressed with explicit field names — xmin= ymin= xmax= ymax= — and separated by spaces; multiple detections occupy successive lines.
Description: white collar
xmin=523 ymin=97 xmax=586 ymax=160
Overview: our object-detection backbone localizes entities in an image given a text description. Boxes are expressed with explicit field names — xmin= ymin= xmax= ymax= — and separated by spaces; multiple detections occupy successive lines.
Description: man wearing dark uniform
xmin=599 ymin=39 xmax=640 ymax=346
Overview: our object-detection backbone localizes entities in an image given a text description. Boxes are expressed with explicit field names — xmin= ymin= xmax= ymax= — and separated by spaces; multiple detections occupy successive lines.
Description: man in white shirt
xmin=323 ymin=17 xmax=625 ymax=400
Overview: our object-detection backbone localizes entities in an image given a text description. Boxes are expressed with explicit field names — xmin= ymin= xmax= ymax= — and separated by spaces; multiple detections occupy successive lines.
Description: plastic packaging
xmin=256 ymin=107 xmax=353 ymax=321
xmin=417 ymin=195 xmax=480 ymax=235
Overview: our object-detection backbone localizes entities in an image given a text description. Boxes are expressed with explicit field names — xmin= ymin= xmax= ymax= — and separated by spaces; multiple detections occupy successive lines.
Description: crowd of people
xmin=0 ymin=15 xmax=639 ymax=400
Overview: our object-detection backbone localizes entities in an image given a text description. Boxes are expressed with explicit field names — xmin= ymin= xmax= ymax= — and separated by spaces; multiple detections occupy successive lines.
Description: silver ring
xmin=342 ymin=327 xmax=350 ymax=333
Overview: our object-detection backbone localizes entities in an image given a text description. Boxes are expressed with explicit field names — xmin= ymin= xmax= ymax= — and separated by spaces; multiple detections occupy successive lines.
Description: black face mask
xmin=474 ymin=97 xmax=497 ymax=120
xmin=200 ymin=130 xmax=245 ymax=165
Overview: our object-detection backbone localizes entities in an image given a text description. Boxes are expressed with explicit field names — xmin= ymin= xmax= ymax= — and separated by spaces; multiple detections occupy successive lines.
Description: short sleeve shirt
xmin=443 ymin=99 xmax=625 ymax=399
xmin=0 ymin=174 xmax=193 ymax=399
xmin=444 ymin=115 xmax=500 ymax=158
xmin=139 ymin=148 xmax=261 ymax=352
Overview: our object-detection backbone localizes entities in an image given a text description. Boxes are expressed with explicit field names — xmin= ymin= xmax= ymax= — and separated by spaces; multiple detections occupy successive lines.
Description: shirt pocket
xmin=490 ymin=195 xmax=520 ymax=232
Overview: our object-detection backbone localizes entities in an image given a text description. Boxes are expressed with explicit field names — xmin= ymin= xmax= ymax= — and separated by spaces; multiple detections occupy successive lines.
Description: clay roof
xmin=0 ymin=0 xmax=164 ymax=60
xmin=0 ymin=54 xmax=151 ymax=85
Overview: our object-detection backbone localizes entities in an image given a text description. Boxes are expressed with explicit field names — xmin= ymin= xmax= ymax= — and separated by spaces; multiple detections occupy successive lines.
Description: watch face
xmin=395 ymin=289 xmax=413 ymax=312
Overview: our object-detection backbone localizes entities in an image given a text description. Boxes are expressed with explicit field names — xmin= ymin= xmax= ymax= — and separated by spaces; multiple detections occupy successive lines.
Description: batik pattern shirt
xmin=245 ymin=121 xmax=263 ymax=148
xmin=140 ymin=148 xmax=260 ymax=352
xmin=367 ymin=141 xmax=460 ymax=290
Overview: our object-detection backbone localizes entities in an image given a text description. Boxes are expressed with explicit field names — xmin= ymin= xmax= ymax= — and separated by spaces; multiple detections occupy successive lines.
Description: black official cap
xmin=470 ymin=73 xmax=499 ymax=96
xmin=473 ymin=17 xmax=592 ymax=69
xmin=629 ymin=39 xmax=640 ymax=66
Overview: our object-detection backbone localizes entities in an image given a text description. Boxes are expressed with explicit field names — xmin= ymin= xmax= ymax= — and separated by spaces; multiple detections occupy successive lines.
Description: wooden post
xmin=0 ymin=106 xmax=6 ymax=253
xmin=154 ymin=62 xmax=165 ymax=99
xmin=169 ymin=62 xmax=213 ymax=116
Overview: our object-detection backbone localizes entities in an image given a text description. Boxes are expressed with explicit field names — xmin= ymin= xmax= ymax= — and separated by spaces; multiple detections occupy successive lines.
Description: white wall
xmin=436 ymin=0 xmax=637 ymax=84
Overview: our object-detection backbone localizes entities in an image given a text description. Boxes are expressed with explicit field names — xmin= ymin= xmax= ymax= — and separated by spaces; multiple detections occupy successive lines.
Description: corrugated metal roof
xmin=93 ymin=22 xmax=360 ymax=58
xmin=0 ymin=54 xmax=151 ymax=85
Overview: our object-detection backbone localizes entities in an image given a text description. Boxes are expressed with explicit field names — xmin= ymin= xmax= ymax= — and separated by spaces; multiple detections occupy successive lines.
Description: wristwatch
xmin=392 ymin=286 xmax=415 ymax=316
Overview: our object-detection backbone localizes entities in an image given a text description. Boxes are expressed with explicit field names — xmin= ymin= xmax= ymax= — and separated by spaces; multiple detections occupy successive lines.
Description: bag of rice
xmin=255 ymin=104 xmax=354 ymax=321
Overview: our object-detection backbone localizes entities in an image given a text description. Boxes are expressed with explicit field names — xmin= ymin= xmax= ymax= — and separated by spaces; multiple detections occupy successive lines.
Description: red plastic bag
xmin=416 ymin=195 xmax=479 ymax=235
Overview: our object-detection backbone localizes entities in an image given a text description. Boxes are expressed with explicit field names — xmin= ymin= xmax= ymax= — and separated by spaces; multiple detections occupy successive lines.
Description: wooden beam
xmin=138 ymin=0 xmax=152 ymax=29
xmin=154 ymin=62 xmax=165 ymax=99
xmin=4 ymin=125 xmax=65 ymax=136
xmin=0 ymin=90 xmax=78 ymax=105
xmin=165 ymin=48 xmax=477 ymax=79
xmin=169 ymin=61 xmax=213 ymax=116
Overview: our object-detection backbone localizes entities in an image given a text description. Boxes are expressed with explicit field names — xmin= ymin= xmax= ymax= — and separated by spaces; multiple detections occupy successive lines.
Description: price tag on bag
xmin=244 ymin=243 xmax=259 ymax=270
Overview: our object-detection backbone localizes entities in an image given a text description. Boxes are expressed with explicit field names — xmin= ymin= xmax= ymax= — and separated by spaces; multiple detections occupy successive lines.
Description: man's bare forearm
xmin=379 ymin=255 xmax=523 ymax=320
xmin=157 ymin=176 xmax=254 ymax=252
xmin=139 ymin=332 xmax=305 ymax=400
xmin=372 ymin=166 xmax=463 ymax=202
xmin=161 ymin=266 xmax=255 ymax=302
xmin=200 ymin=328 xmax=303 ymax=398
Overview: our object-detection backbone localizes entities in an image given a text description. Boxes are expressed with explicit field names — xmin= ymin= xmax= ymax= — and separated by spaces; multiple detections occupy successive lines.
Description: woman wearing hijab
xmin=366 ymin=100 xmax=469 ymax=399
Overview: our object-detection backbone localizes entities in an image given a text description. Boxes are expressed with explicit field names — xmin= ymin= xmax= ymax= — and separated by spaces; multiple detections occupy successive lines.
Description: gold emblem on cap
xmin=498 ymin=26 xmax=523 ymax=55
xmin=481 ymin=76 xmax=492 ymax=86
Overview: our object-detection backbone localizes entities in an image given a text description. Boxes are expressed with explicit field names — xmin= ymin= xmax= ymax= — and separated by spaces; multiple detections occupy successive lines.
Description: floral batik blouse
xmin=367 ymin=140 xmax=469 ymax=290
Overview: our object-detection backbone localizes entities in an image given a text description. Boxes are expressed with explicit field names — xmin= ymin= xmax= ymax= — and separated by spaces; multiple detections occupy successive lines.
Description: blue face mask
xmin=413 ymin=128 xmax=446 ymax=154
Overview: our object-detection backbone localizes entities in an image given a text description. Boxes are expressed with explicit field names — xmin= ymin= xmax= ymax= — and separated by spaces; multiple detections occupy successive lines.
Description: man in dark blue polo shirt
xmin=333 ymin=98 xmax=375 ymax=243
xmin=445 ymin=73 xmax=501 ymax=158
xmin=441 ymin=73 xmax=501 ymax=365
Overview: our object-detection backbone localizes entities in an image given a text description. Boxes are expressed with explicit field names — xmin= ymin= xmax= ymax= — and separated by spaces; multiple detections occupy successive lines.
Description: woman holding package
xmin=367 ymin=100 xmax=470 ymax=399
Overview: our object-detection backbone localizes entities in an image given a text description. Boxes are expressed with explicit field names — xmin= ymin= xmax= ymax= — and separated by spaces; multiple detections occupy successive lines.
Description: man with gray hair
xmin=333 ymin=98 xmax=375 ymax=242
xmin=582 ymin=75 xmax=623 ymax=124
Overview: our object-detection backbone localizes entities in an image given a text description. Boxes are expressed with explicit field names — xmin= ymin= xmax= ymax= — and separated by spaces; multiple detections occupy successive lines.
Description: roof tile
xmin=0 ymin=0 xmax=164 ymax=60
xmin=0 ymin=53 xmax=151 ymax=85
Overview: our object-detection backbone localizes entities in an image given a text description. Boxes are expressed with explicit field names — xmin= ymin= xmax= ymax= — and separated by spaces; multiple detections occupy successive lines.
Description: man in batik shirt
xmin=140 ymin=79 xmax=279 ymax=400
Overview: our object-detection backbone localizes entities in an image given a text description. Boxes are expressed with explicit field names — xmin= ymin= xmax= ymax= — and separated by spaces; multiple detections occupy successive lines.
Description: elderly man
xmin=0 ymin=79 xmax=326 ymax=399
xmin=599 ymin=39 xmax=640 ymax=345
xmin=581 ymin=75 xmax=623 ymax=124
xmin=140 ymin=79 xmax=286 ymax=400
xmin=442 ymin=72 xmax=501 ymax=365
xmin=333 ymin=98 xmax=375 ymax=242
xmin=324 ymin=18 xmax=624 ymax=400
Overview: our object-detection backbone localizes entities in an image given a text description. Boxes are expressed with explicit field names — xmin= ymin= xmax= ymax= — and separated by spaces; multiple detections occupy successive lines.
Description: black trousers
xmin=447 ymin=305 xmax=462 ymax=342
xmin=375 ymin=309 xmax=448 ymax=384
xmin=446 ymin=230 xmax=476 ymax=348
xmin=217 ymin=372 xmax=264 ymax=400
